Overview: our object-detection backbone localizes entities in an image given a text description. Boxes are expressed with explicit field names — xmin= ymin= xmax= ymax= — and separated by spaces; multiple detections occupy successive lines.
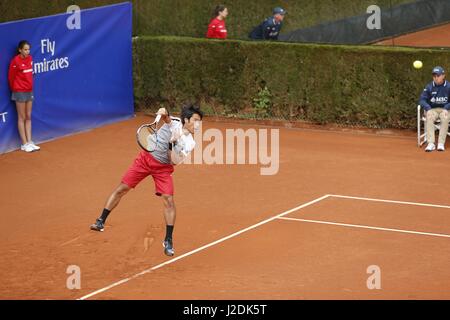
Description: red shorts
xmin=122 ymin=151 xmax=174 ymax=196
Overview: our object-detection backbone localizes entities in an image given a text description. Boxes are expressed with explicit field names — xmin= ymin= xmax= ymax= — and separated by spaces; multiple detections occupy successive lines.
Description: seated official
xmin=419 ymin=66 xmax=450 ymax=152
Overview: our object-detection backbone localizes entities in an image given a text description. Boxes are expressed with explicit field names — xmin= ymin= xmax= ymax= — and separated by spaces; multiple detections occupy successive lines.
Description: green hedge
xmin=1 ymin=0 xmax=415 ymax=39
xmin=134 ymin=36 xmax=450 ymax=129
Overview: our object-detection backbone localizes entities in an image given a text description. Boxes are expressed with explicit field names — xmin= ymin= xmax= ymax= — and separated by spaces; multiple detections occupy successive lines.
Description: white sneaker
xmin=425 ymin=143 xmax=436 ymax=152
xmin=437 ymin=143 xmax=445 ymax=151
xmin=21 ymin=143 xmax=35 ymax=153
xmin=29 ymin=141 xmax=41 ymax=151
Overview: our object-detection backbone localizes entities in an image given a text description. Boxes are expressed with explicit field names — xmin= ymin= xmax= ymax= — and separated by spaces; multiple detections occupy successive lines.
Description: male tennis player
xmin=90 ymin=104 xmax=203 ymax=256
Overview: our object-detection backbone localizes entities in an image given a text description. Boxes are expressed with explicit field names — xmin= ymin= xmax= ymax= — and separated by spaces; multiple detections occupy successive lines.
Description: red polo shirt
xmin=8 ymin=54 xmax=33 ymax=92
xmin=206 ymin=18 xmax=227 ymax=39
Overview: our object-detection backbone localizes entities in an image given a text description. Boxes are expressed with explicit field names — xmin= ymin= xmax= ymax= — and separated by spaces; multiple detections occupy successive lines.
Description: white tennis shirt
xmin=152 ymin=118 xmax=196 ymax=165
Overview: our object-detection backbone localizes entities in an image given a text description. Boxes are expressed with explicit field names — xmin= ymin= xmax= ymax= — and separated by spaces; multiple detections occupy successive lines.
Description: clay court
xmin=1 ymin=114 xmax=449 ymax=300
xmin=376 ymin=22 xmax=450 ymax=47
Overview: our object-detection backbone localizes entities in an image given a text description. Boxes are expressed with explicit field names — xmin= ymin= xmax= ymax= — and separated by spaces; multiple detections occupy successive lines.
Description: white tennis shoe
xmin=29 ymin=141 xmax=41 ymax=151
xmin=21 ymin=143 xmax=35 ymax=153
xmin=437 ymin=143 xmax=445 ymax=151
xmin=425 ymin=143 xmax=436 ymax=152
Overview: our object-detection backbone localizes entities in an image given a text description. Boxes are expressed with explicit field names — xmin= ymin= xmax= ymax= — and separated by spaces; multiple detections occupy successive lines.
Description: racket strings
xmin=137 ymin=116 xmax=170 ymax=152
xmin=137 ymin=125 xmax=158 ymax=152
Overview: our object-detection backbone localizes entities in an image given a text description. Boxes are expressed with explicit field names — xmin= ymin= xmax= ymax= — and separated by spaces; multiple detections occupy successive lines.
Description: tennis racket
xmin=136 ymin=114 xmax=162 ymax=152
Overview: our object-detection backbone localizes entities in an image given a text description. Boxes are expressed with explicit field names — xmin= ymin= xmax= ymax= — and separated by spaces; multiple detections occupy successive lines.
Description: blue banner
xmin=0 ymin=2 xmax=134 ymax=154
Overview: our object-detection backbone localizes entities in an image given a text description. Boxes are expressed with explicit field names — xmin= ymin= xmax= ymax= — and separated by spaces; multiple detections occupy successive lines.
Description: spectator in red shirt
xmin=8 ymin=40 xmax=40 ymax=153
xmin=206 ymin=5 xmax=228 ymax=39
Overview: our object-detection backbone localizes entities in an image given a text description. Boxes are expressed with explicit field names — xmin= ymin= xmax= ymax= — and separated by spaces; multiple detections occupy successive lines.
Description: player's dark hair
xmin=213 ymin=5 xmax=227 ymax=18
xmin=17 ymin=40 xmax=31 ymax=54
xmin=180 ymin=103 xmax=203 ymax=125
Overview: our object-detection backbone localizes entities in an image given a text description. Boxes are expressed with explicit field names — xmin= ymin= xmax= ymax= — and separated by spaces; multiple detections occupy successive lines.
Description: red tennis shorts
xmin=122 ymin=150 xmax=174 ymax=196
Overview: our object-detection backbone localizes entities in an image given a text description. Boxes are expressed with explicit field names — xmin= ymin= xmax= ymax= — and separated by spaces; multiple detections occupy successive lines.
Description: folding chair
xmin=417 ymin=105 xmax=450 ymax=147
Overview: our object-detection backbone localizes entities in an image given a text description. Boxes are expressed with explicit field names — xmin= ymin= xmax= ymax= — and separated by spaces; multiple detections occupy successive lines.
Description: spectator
xmin=249 ymin=7 xmax=287 ymax=41
xmin=206 ymin=5 xmax=228 ymax=39
xmin=419 ymin=66 xmax=450 ymax=152
xmin=8 ymin=40 xmax=40 ymax=153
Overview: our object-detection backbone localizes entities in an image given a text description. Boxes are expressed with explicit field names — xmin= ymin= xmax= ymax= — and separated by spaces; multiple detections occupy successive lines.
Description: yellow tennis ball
xmin=413 ymin=60 xmax=423 ymax=69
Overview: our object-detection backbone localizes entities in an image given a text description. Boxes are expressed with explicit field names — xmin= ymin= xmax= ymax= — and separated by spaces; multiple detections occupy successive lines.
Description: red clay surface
xmin=376 ymin=23 xmax=450 ymax=47
xmin=0 ymin=114 xmax=449 ymax=300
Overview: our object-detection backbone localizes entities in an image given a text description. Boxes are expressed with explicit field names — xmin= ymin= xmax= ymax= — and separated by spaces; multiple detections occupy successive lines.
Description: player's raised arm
xmin=156 ymin=107 xmax=171 ymax=124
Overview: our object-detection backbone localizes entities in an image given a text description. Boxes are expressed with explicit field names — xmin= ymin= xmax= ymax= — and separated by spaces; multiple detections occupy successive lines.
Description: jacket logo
xmin=430 ymin=97 xmax=448 ymax=103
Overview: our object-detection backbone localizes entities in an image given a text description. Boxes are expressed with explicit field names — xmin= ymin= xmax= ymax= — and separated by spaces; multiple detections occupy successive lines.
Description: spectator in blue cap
xmin=419 ymin=66 xmax=450 ymax=152
xmin=249 ymin=7 xmax=287 ymax=40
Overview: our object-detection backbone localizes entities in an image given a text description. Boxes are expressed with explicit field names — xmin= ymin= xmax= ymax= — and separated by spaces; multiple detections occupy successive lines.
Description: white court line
xmin=278 ymin=217 xmax=450 ymax=239
xmin=77 ymin=194 xmax=331 ymax=300
xmin=329 ymin=194 xmax=450 ymax=209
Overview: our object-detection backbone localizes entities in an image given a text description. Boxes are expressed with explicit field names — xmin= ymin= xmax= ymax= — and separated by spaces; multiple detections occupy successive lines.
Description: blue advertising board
xmin=0 ymin=2 xmax=134 ymax=154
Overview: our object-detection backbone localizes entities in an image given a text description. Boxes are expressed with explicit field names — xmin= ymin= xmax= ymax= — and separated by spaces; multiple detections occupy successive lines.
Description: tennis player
xmin=90 ymin=104 xmax=203 ymax=257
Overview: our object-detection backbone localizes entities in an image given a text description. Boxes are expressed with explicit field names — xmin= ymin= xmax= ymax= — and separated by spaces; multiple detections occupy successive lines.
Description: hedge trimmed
xmin=2 ymin=0 xmax=415 ymax=39
xmin=134 ymin=36 xmax=450 ymax=129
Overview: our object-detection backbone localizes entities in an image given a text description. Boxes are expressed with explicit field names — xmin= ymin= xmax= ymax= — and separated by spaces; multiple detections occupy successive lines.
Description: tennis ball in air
xmin=413 ymin=60 xmax=423 ymax=69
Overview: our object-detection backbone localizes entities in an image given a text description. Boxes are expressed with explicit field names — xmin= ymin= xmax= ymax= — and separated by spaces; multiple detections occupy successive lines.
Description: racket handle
xmin=155 ymin=114 xmax=162 ymax=123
